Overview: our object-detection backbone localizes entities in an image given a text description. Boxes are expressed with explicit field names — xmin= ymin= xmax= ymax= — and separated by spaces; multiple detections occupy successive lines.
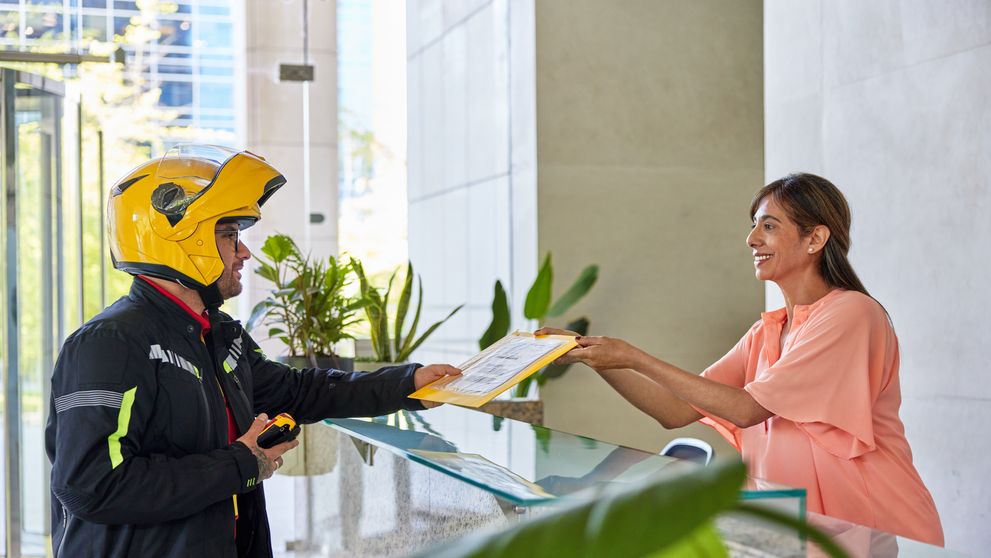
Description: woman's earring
xmin=808 ymin=248 xmax=814 ymax=254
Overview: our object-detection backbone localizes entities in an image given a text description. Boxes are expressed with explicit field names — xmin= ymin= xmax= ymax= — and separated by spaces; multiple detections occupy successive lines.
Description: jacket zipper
xmin=197 ymin=365 xmax=215 ymax=447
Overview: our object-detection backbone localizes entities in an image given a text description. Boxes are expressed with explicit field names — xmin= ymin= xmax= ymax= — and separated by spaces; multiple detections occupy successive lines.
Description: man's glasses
xmin=215 ymin=228 xmax=241 ymax=249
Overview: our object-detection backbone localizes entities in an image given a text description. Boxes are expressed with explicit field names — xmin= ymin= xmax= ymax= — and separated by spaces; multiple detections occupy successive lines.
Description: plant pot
xmin=352 ymin=360 xmax=405 ymax=372
xmin=275 ymin=420 xmax=339 ymax=477
xmin=478 ymin=398 xmax=544 ymax=426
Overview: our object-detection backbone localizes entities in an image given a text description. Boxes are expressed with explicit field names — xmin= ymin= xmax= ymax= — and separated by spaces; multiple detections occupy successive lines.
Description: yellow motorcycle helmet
xmin=108 ymin=145 xmax=285 ymax=302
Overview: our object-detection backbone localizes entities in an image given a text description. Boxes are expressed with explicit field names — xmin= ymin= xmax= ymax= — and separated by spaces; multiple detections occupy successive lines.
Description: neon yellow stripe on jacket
xmin=108 ymin=387 xmax=137 ymax=469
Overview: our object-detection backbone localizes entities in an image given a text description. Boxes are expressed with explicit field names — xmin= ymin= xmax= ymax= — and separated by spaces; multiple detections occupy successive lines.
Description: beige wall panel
xmin=533 ymin=0 xmax=765 ymax=454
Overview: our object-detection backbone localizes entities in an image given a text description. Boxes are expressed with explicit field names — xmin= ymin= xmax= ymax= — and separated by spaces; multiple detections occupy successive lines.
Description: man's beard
xmin=218 ymin=270 xmax=242 ymax=300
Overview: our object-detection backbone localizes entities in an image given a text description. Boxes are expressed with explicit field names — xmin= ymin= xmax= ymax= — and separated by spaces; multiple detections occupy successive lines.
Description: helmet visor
xmin=156 ymin=144 xmax=239 ymax=187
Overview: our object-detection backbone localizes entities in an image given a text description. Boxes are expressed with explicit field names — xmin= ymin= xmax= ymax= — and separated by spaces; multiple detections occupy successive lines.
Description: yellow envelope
xmin=409 ymin=331 xmax=579 ymax=407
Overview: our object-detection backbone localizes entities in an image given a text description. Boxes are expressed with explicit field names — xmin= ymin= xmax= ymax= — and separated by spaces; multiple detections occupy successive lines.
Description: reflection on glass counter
xmin=325 ymin=404 xmax=805 ymax=514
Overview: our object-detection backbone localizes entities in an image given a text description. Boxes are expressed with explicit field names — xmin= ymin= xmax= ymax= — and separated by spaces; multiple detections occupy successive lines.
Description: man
xmin=45 ymin=145 xmax=460 ymax=557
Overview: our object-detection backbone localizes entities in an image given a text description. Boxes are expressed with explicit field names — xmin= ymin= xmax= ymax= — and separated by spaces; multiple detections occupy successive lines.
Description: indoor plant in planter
xmin=478 ymin=253 xmax=598 ymax=424
xmin=246 ymin=233 xmax=368 ymax=475
xmin=247 ymin=233 xmax=367 ymax=371
xmin=351 ymin=259 xmax=463 ymax=372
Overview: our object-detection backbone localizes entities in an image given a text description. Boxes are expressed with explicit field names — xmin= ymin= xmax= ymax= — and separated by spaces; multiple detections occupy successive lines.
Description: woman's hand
xmin=534 ymin=327 xmax=583 ymax=365
xmin=568 ymin=336 xmax=646 ymax=371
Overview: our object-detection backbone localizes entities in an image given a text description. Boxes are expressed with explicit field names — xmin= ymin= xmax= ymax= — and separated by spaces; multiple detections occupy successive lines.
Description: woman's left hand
xmin=568 ymin=336 xmax=645 ymax=371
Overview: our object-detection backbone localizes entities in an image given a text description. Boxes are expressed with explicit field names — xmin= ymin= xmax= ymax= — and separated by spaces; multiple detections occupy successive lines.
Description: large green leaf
xmin=513 ymin=376 xmax=535 ymax=398
xmin=523 ymin=253 xmax=553 ymax=320
xmin=261 ymin=233 xmax=296 ymax=263
xmin=399 ymin=303 xmax=464 ymax=362
xmin=648 ymin=522 xmax=727 ymax=558
xmin=479 ymin=280 xmax=510 ymax=350
xmin=546 ymin=265 xmax=598 ymax=318
xmin=410 ymin=459 xmax=746 ymax=558
xmin=394 ymin=263 xmax=414 ymax=356
xmin=254 ymin=261 xmax=279 ymax=284
xmin=397 ymin=283 xmax=424 ymax=359
xmin=246 ymin=300 xmax=271 ymax=332
xmin=375 ymin=293 xmax=393 ymax=362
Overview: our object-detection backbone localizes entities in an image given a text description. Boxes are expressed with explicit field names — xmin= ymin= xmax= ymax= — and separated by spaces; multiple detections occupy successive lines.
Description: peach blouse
xmin=699 ymin=289 xmax=943 ymax=545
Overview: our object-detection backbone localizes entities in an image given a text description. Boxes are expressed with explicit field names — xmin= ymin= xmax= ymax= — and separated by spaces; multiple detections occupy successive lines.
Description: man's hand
xmin=236 ymin=413 xmax=300 ymax=482
xmin=413 ymin=364 xmax=462 ymax=409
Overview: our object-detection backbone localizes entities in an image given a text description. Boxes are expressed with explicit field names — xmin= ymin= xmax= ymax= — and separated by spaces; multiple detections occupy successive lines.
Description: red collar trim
xmin=138 ymin=275 xmax=211 ymax=332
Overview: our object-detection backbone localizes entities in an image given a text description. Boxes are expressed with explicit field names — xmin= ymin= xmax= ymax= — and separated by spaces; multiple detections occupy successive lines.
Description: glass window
xmin=196 ymin=20 xmax=231 ymax=47
xmin=0 ymin=10 xmax=18 ymax=39
xmin=159 ymin=81 xmax=193 ymax=107
xmin=198 ymin=82 xmax=233 ymax=109
xmin=198 ymin=64 xmax=233 ymax=77
xmin=113 ymin=15 xmax=130 ymax=36
xmin=159 ymin=60 xmax=193 ymax=75
xmin=158 ymin=18 xmax=193 ymax=47
xmin=80 ymin=14 xmax=108 ymax=42
xmin=25 ymin=10 xmax=63 ymax=41
xmin=200 ymin=5 xmax=230 ymax=17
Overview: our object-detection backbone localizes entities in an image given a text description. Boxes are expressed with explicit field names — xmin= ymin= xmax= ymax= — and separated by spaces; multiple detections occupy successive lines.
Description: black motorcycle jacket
xmin=46 ymin=277 xmax=425 ymax=557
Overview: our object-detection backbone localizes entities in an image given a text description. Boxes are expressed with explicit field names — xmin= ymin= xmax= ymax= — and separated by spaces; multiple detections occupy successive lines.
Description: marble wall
xmin=406 ymin=0 xmax=538 ymax=366
xmin=764 ymin=1 xmax=991 ymax=553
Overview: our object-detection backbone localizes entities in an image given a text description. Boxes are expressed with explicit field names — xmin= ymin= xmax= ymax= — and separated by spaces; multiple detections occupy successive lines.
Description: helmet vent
xmin=111 ymin=174 xmax=148 ymax=197
xmin=152 ymin=182 xmax=199 ymax=227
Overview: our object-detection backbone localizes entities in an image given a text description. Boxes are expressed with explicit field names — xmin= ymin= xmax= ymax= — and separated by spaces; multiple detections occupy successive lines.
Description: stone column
xmin=241 ymin=0 xmax=339 ymax=329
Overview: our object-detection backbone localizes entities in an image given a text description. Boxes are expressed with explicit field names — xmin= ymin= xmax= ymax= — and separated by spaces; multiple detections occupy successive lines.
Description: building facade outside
xmin=0 ymin=0 xmax=237 ymax=135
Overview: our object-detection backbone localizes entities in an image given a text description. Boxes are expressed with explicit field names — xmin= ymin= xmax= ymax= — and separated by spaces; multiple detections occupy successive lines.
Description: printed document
xmin=409 ymin=331 xmax=578 ymax=407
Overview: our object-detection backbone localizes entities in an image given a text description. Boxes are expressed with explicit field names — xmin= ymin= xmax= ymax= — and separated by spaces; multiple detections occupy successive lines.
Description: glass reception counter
xmin=327 ymin=406 xmax=805 ymax=513
xmin=274 ymin=404 xmax=961 ymax=558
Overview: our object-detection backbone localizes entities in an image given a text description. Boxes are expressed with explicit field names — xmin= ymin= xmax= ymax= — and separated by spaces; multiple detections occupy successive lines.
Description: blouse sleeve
xmin=744 ymin=296 xmax=890 ymax=459
xmin=695 ymin=323 xmax=758 ymax=450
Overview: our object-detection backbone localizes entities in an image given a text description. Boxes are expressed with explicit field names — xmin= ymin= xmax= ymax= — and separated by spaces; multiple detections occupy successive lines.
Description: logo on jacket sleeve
xmin=149 ymin=344 xmax=201 ymax=379
xmin=223 ymin=335 xmax=243 ymax=373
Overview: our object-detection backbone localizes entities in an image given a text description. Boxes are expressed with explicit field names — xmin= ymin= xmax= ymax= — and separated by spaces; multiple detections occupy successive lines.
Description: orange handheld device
xmin=257 ymin=413 xmax=301 ymax=449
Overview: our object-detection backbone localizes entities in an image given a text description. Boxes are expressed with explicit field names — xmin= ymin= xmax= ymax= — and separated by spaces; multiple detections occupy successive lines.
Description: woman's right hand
xmin=534 ymin=327 xmax=584 ymax=365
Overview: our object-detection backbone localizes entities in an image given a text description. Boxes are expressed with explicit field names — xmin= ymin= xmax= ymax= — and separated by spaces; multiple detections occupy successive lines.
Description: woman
xmin=540 ymin=173 xmax=943 ymax=545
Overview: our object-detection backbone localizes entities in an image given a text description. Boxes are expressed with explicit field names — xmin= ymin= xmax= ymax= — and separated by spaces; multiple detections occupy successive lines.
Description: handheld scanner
xmin=257 ymin=413 xmax=301 ymax=449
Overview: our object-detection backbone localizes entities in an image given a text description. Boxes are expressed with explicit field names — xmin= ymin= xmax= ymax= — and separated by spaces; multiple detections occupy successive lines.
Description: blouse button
xmin=186 ymin=325 xmax=195 ymax=334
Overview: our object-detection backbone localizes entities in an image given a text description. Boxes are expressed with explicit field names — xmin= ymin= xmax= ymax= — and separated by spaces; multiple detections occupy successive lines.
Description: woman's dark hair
xmin=750 ymin=173 xmax=870 ymax=297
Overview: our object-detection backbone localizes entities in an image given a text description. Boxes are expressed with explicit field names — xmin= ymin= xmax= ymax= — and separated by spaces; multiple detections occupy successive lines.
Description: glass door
xmin=1 ymin=69 xmax=70 ymax=558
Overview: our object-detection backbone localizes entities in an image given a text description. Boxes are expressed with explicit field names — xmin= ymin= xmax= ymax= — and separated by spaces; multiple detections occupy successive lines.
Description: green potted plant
xmin=351 ymin=259 xmax=463 ymax=371
xmin=477 ymin=253 xmax=598 ymax=423
xmin=247 ymin=234 xmax=368 ymax=371
xmin=246 ymin=234 xmax=366 ymax=476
